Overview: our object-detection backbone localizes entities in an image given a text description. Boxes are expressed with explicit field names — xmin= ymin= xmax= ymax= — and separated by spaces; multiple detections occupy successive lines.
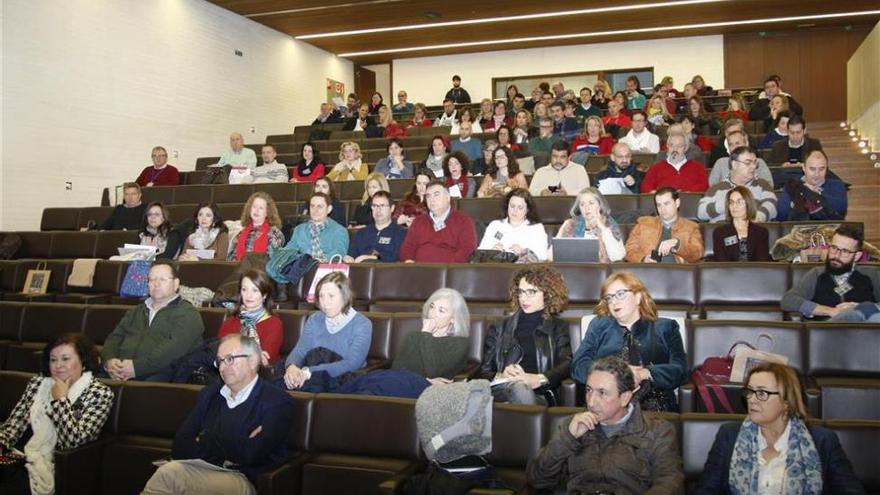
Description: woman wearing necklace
xmin=178 ymin=203 xmax=229 ymax=261
xmin=289 ymin=142 xmax=326 ymax=183
xmin=712 ymin=186 xmax=771 ymax=261
xmin=571 ymin=272 xmax=687 ymax=412
xmin=217 ymin=269 xmax=282 ymax=366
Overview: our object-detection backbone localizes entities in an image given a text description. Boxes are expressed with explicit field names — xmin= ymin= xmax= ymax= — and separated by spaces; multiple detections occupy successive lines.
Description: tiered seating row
xmin=1 ymin=370 xmax=876 ymax=495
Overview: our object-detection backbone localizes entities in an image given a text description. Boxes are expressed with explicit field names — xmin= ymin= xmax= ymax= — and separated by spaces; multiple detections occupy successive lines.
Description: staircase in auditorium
xmin=808 ymin=122 xmax=880 ymax=246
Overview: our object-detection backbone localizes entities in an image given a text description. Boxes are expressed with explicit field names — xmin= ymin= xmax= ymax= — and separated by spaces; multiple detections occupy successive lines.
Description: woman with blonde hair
xmin=646 ymin=94 xmax=674 ymax=127
xmin=570 ymin=116 xmax=615 ymax=155
xmin=228 ymin=192 xmax=284 ymax=261
xmin=352 ymin=172 xmax=390 ymax=226
xmin=591 ymin=79 xmax=612 ymax=109
xmin=719 ymin=94 xmax=749 ymax=122
xmin=328 ymin=141 xmax=368 ymax=182
xmin=571 ymin=271 xmax=687 ymax=411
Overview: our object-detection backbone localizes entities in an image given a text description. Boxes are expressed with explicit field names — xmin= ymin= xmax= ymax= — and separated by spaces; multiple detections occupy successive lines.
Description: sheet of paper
xmin=448 ymin=184 xmax=462 ymax=198
xmin=186 ymin=249 xmax=215 ymax=259
xmin=489 ymin=377 xmax=511 ymax=387
xmin=597 ymin=177 xmax=630 ymax=195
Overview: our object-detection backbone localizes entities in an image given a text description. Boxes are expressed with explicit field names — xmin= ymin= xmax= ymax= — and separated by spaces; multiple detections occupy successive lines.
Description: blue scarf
xmin=238 ymin=306 xmax=267 ymax=347
xmin=729 ymin=417 xmax=823 ymax=494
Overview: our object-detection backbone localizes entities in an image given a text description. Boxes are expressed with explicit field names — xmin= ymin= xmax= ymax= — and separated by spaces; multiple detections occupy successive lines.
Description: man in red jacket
xmin=136 ymin=146 xmax=180 ymax=187
xmin=641 ymin=134 xmax=708 ymax=193
xmin=400 ymin=180 xmax=476 ymax=263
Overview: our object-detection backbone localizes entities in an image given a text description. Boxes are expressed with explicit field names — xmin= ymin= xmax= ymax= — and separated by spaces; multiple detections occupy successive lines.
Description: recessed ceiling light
xmin=337 ymin=10 xmax=880 ymax=57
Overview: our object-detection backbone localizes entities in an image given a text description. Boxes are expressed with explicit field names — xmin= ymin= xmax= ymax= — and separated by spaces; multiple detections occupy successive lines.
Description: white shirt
xmin=757 ymin=420 xmax=792 ymax=495
xmin=620 ymin=129 xmax=660 ymax=153
xmin=451 ymin=121 xmax=482 ymax=134
xmin=478 ymin=219 xmax=549 ymax=260
xmin=220 ymin=374 xmax=259 ymax=409
xmin=145 ymin=295 xmax=179 ymax=325
xmin=667 ymin=154 xmax=688 ymax=172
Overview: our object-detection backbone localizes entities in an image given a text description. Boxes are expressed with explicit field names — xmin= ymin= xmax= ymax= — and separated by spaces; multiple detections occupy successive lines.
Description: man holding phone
xmin=529 ymin=141 xmax=590 ymax=197
xmin=624 ymin=187 xmax=703 ymax=263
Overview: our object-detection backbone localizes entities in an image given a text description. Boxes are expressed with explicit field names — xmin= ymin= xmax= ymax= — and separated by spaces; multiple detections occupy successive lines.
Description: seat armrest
xmin=257 ymin=452 xmax=311 ymax=495
xmin=378 ymin=461 xmax=424 ymax=495
xmin=678 ymin=384 xmax=695 ymax=413
xmin=559 ymin=379 xmax=578 ymax=407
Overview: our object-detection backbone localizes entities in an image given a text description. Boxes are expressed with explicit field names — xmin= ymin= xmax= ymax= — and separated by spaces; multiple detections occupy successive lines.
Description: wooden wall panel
xmin=724 ymin=27 xmax=871 ymax=122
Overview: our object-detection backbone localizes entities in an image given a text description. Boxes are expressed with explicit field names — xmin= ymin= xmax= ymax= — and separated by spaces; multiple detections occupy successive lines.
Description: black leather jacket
xmin=478 ymin=311 xmax=572 ymax=389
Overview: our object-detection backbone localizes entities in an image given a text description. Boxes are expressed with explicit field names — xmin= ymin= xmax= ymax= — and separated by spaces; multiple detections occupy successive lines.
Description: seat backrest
xmin=198 ymin=307 xmax=229 ymax=339
xmin=275 ymin=310 xmax=309 ymax=357
xmin=487 ymin=403 xmax=546 ymax=467
xmin=20 ymin=303 xmax=86 ymax=342
xmin=0 ymin=261 xmax=21 ymax=292
xmin=609 ymin=264 xmax=697 ymax=306
xmin=254 ymin=182 xmax=296 ymax=202
xmin=139 ymin=186 xmax=174 ymax=205
xmin=310 ymin=394 xmax=420 ymax=458
xmin=553 ymin=264 xmax=607 ymax=305
xmin=172 ymin=185 xmax=213 ymax=205
xmin=41 ymin=208 xmax=80 ymax=231
xmin=806 ymin=323 xmax=880 ymax=377
xmin=698 ymin=262 xmax=788 ymax=304
xmin=287 ymin=392 xmax=315 ymax=452
xmin=532 ymin=197 xmax=574 ymax=225
xmin=78 ymin=206 xmax=116 ymax=226
xmin=0 ymin=370 xmax=34 ymax=418
xmin=178 ymin=261 xmax=238 ymax=293
xmin=446 ymin=265 xmax=516 ymax=303
xmin=83 ymin=304 xmax=134 ymax=345
xmin=90 ymin=261 xmax=126 ymax=293
xmin=680 ymin=413 xmax=745 ymax=481
xmin=16 ymin=232 xmax=53 ymax=258
xmin=212 ymin=184 xmax=255 ymax=204
xmin=364 ymin=313 xmax=393 ymax=363
xmin=688 ymin=321 xmax=805 ymax=372
xmin=94 ymin=231 xmax=141 ymax=259
xmin=0 ymin=301 xmax=25 ymax=340
xmin=114 ymin=381 xmax=202 ymax=437
xmin=823 ymin=420 xmax=880 ymax=492
xmin=371 ymin=264 xmax=446 ymax=302
xmin=456 ymin=198 xmax=504 ymax=225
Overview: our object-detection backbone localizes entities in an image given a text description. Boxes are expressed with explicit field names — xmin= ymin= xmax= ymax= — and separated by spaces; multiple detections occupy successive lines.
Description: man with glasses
xmin=142 ymin=334 xmax=295 ymax=495
xmin=400 ymin=180 xmax=476 ymax=263
xmin=101 ymin=260 xmax=204 ymax=381
xmin=625 ymin=186 xmax=703 ymax=263
xmin=595 ymin=143 xmax=644 ymax=194
xmin=782 ymin=225 xmax=880 ymax=321
xmin=136 ymin=146 xmax=180 ymax=187
xmin=708 ymin=130 xmax=774 ymax=186
xmin=776 ymin=149 xmax=847 ymax=221
xmin=527 ymin=118 xmax=561 ymax=156
xmin=391 ymin=90 xmax=414 ymax=115
xmin=528 ymin=356 xmax=684 ymax=494
xmin=698 ymin=146 xmax=777 ymax=223
xmin=619 ymin=110 xmax=660 ymax=154
xmin=344 ymin=191 xmax=406 ymax=263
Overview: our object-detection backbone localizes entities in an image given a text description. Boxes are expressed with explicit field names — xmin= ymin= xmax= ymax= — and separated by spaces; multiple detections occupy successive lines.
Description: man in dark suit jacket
xmin=748 ymin=76 xmax=804 ymax=121
xmin=342 ymin=103 xmax=376 ymax=131
xmin=768 ymin=115 xmax=822 ymax=166
xmin=141 ymin=334 xmax=295 ymax=494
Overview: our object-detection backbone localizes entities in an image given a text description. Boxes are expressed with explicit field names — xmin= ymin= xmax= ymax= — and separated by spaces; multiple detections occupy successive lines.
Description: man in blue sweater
xmin=450 ymin=121 xmax=482 ymax=162
xmin=344 ymin=191 xmax=406 ymax=263
xmin=142 ymin=335 xmax=295 ymax=494
xmin=777 ymin=150 xmax=847 ymax=221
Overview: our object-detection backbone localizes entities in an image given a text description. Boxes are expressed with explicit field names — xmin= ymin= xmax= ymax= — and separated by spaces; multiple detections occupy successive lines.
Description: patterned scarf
xmin=309 ymin=220 xmax=328 ymax=261
xmin=188 ymin=227 xmax=220 ymax=250
xmin=729 ymin=417 xmax=823 ymax=495
xmin=238 ymin=306 xmax=266 ymax=348
xmin=140 ymin=226 xmax=168 ymax=254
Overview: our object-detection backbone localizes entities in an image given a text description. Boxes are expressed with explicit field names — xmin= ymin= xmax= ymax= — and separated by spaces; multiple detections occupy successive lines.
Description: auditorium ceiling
xmin=207 ymin=0 xmax=880 ymax=64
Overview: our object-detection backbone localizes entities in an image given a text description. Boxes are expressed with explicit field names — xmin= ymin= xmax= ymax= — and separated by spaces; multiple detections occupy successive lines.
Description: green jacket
xmin=101 ymin=297 xmax=204 ymax=378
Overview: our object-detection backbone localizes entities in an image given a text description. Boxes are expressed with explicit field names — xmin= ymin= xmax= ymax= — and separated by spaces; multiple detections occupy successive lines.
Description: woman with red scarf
xmin=443 ymin=151 xmax=476 ymax=198
xmin=228 ymin=192 xmax=285 ymax=261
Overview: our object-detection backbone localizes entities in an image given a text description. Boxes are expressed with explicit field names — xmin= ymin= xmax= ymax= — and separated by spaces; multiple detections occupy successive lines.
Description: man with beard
xmin=781 ymin=225 xmax=880 ymax=321
xmin=641 ymin=133 xmax=708 ymax=193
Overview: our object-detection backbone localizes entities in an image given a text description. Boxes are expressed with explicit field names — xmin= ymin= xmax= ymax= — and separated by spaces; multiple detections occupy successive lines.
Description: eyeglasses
xmin=371 ymin=203 xmax=391 ymax=209
xmin=829 ymin=245 xmax=859 ymax=256
xmin=147 ymin=276 xmax=175 ymax=284
xmin=515 ymin=288 xmax=541 ymax=298
xmin=602 ymin=289 xmax=632 ymax=304
xmin=741 ymin=387 xmax=781 ymax=402
xmin=214 ymin=354 xmax=250 ymax=368
xmin=728 ymin=199 xmax=746 ymax=206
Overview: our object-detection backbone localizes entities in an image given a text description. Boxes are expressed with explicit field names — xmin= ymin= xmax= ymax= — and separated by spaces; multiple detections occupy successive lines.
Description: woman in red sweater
xmin=217 ymin=269 xmax=283 ymax=366
xmin=570 ymin=116 xmax=615 ymax=155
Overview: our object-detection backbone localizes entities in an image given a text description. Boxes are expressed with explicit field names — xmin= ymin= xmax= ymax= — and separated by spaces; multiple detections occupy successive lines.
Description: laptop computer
xmin=551 ymin=238 xmax=601 ymax=262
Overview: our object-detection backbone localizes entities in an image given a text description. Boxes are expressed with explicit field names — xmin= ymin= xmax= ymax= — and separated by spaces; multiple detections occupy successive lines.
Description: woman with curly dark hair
xmin=477 ymin=266 xmax=572 ymax=405
xmin=571 ymin=271 xmax=687 ymax=412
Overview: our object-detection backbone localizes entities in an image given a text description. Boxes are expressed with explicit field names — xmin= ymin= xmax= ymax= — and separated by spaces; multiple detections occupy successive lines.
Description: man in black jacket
xmin=100 ymin=182 xmax=146 ymax=230
xmin=445 ymin=75 xmax=471 ymax=104
xmin=342 ymin=103 xmax=375 ymax=131
xmin=749 ymin=75 xmax=804 ymax=121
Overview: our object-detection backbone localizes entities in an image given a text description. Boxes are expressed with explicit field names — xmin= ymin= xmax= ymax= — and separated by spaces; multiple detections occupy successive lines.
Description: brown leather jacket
xmin=624 ymin=216 xmax=704 ymax=263
xmin=527 ymin=406 xmax=685 ymax=495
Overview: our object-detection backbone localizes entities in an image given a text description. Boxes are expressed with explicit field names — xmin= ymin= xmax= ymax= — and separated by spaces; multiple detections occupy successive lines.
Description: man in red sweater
xmin=136 ymin=146 xmax=181 ymax=187
xmin=400 ymin=181 xmax=476 ymax=263
xmin=641 ymin=133 xmax=708 ymax=193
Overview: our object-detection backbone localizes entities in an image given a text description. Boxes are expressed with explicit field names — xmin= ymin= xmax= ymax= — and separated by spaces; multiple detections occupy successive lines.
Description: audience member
xmin=0 ymin=333 xmax=113 ymax=495
xmin=697 ymin=362 xmax=863 ymax=494
xmin=575 ymin=87 xmax=602 ymax=118
xmin=378 ymin=105 xmax=407 ymax=138
xmin=178 ymin=203 xmax=229 ymax=261
xmin=450 ymin=120 xmax=482 ymax=163
xmin=101 ymin=182 xmax=147 ymax=230
xmin=762 ymin=94 xmax=791 ymax=133
xmin=479 ymin=266 xmax=572 ymax=405
xmin=433 ymin=98 xmax=458 ymax=127
xmin=374 ymin=138 xmax=414 ymax=179
xmin=533 ymin=101 xmax=550 ymax=121
xmin=718 ymin=94 xmax=749 ymax=122
xmin=343 ymin=93 xmax=360 ymax=118
xmin=422 ymin=135 xmax=450 ymax=178
xmin=142 ymin=334 xmax=294 ymax=495
xmin=406 ymin=103 xmax=433 ymax=128
xmin=312 ymin=102 xmax=343 ymax=124
xmin=781 ymin=225 xmax=878 ymax=320
xmin=699 ymin=146 xmax=777 ymax=222
xmin=708 ymin=131 xmax=774 ymax=186
xmin=707 ymin=118 xmax=746 ymax=165
xmin=624 ymin=75 xmax=647 ymax=110
xmin=392 ymin=90 xmax=414 ymax=114
xmin=777 ymin=149 xmax=847 ymax=221
xmin=528 ymin=356 xmax=684 ymax=494
xmin=659 ymin=75 xmax=681 ymax=98
xmin=495 ymin=125 xmax=519 ymax=152
xmin=595 ymin=143 xmax=644 ymax=194
xmin=555 ymin=187 xmax=626 ymax=263
xmin=136 ymin=146 xmax=180 ymax=187
xmin=572 ymin=272 xmax=687 ymax=411
xmin=551 ymin=101 xmax=580 ymax=141
xmin=510 ymin=93 xmax=527 ymax=116
xmin=768 ymin=115 xmax=822 ymax=166
xmin=289 ymin=142 xmax=326 ymax=183
xmin=443 ymin=151 xmax=476 ymax=198
xmin=528 ymin=118 xmax=560 ymax=156
xmin=217 ymin=270 xmax=283 ymax=366
xmin=367 ymin=92 xmax=383 ymax=115
xmin=602 ymin=100 xmax=632 ymax=129
xmin=619 ymin=110 xmax=660 ymax=153
xmin=691 ymin=74 xmax=715 ymax=97
xmin=400 ymin=180 xmax=476 ymax=263
xmin=345 ymin=190 xmax=406 ymax=263
xmin=478 ymin=188 xmax=549 ymax=262
xmin=759 ymin=110 xmax=791 ymax=148
xmin=450 ymin=107 xmax=482 ymax=135
xmin=749 ymin=75 xmax=804 ymax=121
xmin=530 ymin=140 xmax=590 ymax=197
xmin=300 ymin=176 xmax=347 ymax=227
xmin=591 ymin=79 xmax=611 ymax=109
xmin=393 ymin=171 xmax=430 ymax=227
xmin=641 ymin=134 xmax=709 ymax=193
xmin=570 ymin=116 xmax=614 ymax=155
xmin=677 ymin=115 xmax=716 ymax=154
xmin=477 ymin=146 xmax=529 ymax=198
xmin=483 ymin=101 xmax=514 ymax=131
xmin=283 ymin=272 xmax=372 ymax=390
xmin=140 ymin=202 xmax=182 ymax=260
xmin=342 ymin=103 xmax=375 ymax=131
xmin=230 ymin=192 xmax=285 ymax=261
xmin=511 ymin=110 xmax=533 ymax=146
xmin=685 ymin=95 xmax=720 ymax=135
xmin=327 ymin=141 xmax=368 ymax=182
xmin=711 ymin=187 xmax=771 ymax=261
xmin=625 ymin=187 xmax=703 ymax=263
xmin=102 ymin=260 xmax=204 ymax=381
xmin=525 ymin=86 xmax=543 ymax=111
xmin=646 ymin=94 xmax=674 ymax=127
xmin=352 ymin=173 xmax=390 ymax=226
xmin=477 ymin=98 xmax=494 ymax=126
xmin=251 ymin=144 xmax=288 ymax=183
xmin=219 ymin=132 xmax=257 ymax=184
xmin=287 ymin=193 xmax=348 ymax=261
xmin=445 ymin=75 xmax=471 ymax=104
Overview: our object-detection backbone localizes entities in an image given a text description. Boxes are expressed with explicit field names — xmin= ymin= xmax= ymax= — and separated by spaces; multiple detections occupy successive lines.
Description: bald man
xmin=218 ymin=132 xmax=257 ymax=184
